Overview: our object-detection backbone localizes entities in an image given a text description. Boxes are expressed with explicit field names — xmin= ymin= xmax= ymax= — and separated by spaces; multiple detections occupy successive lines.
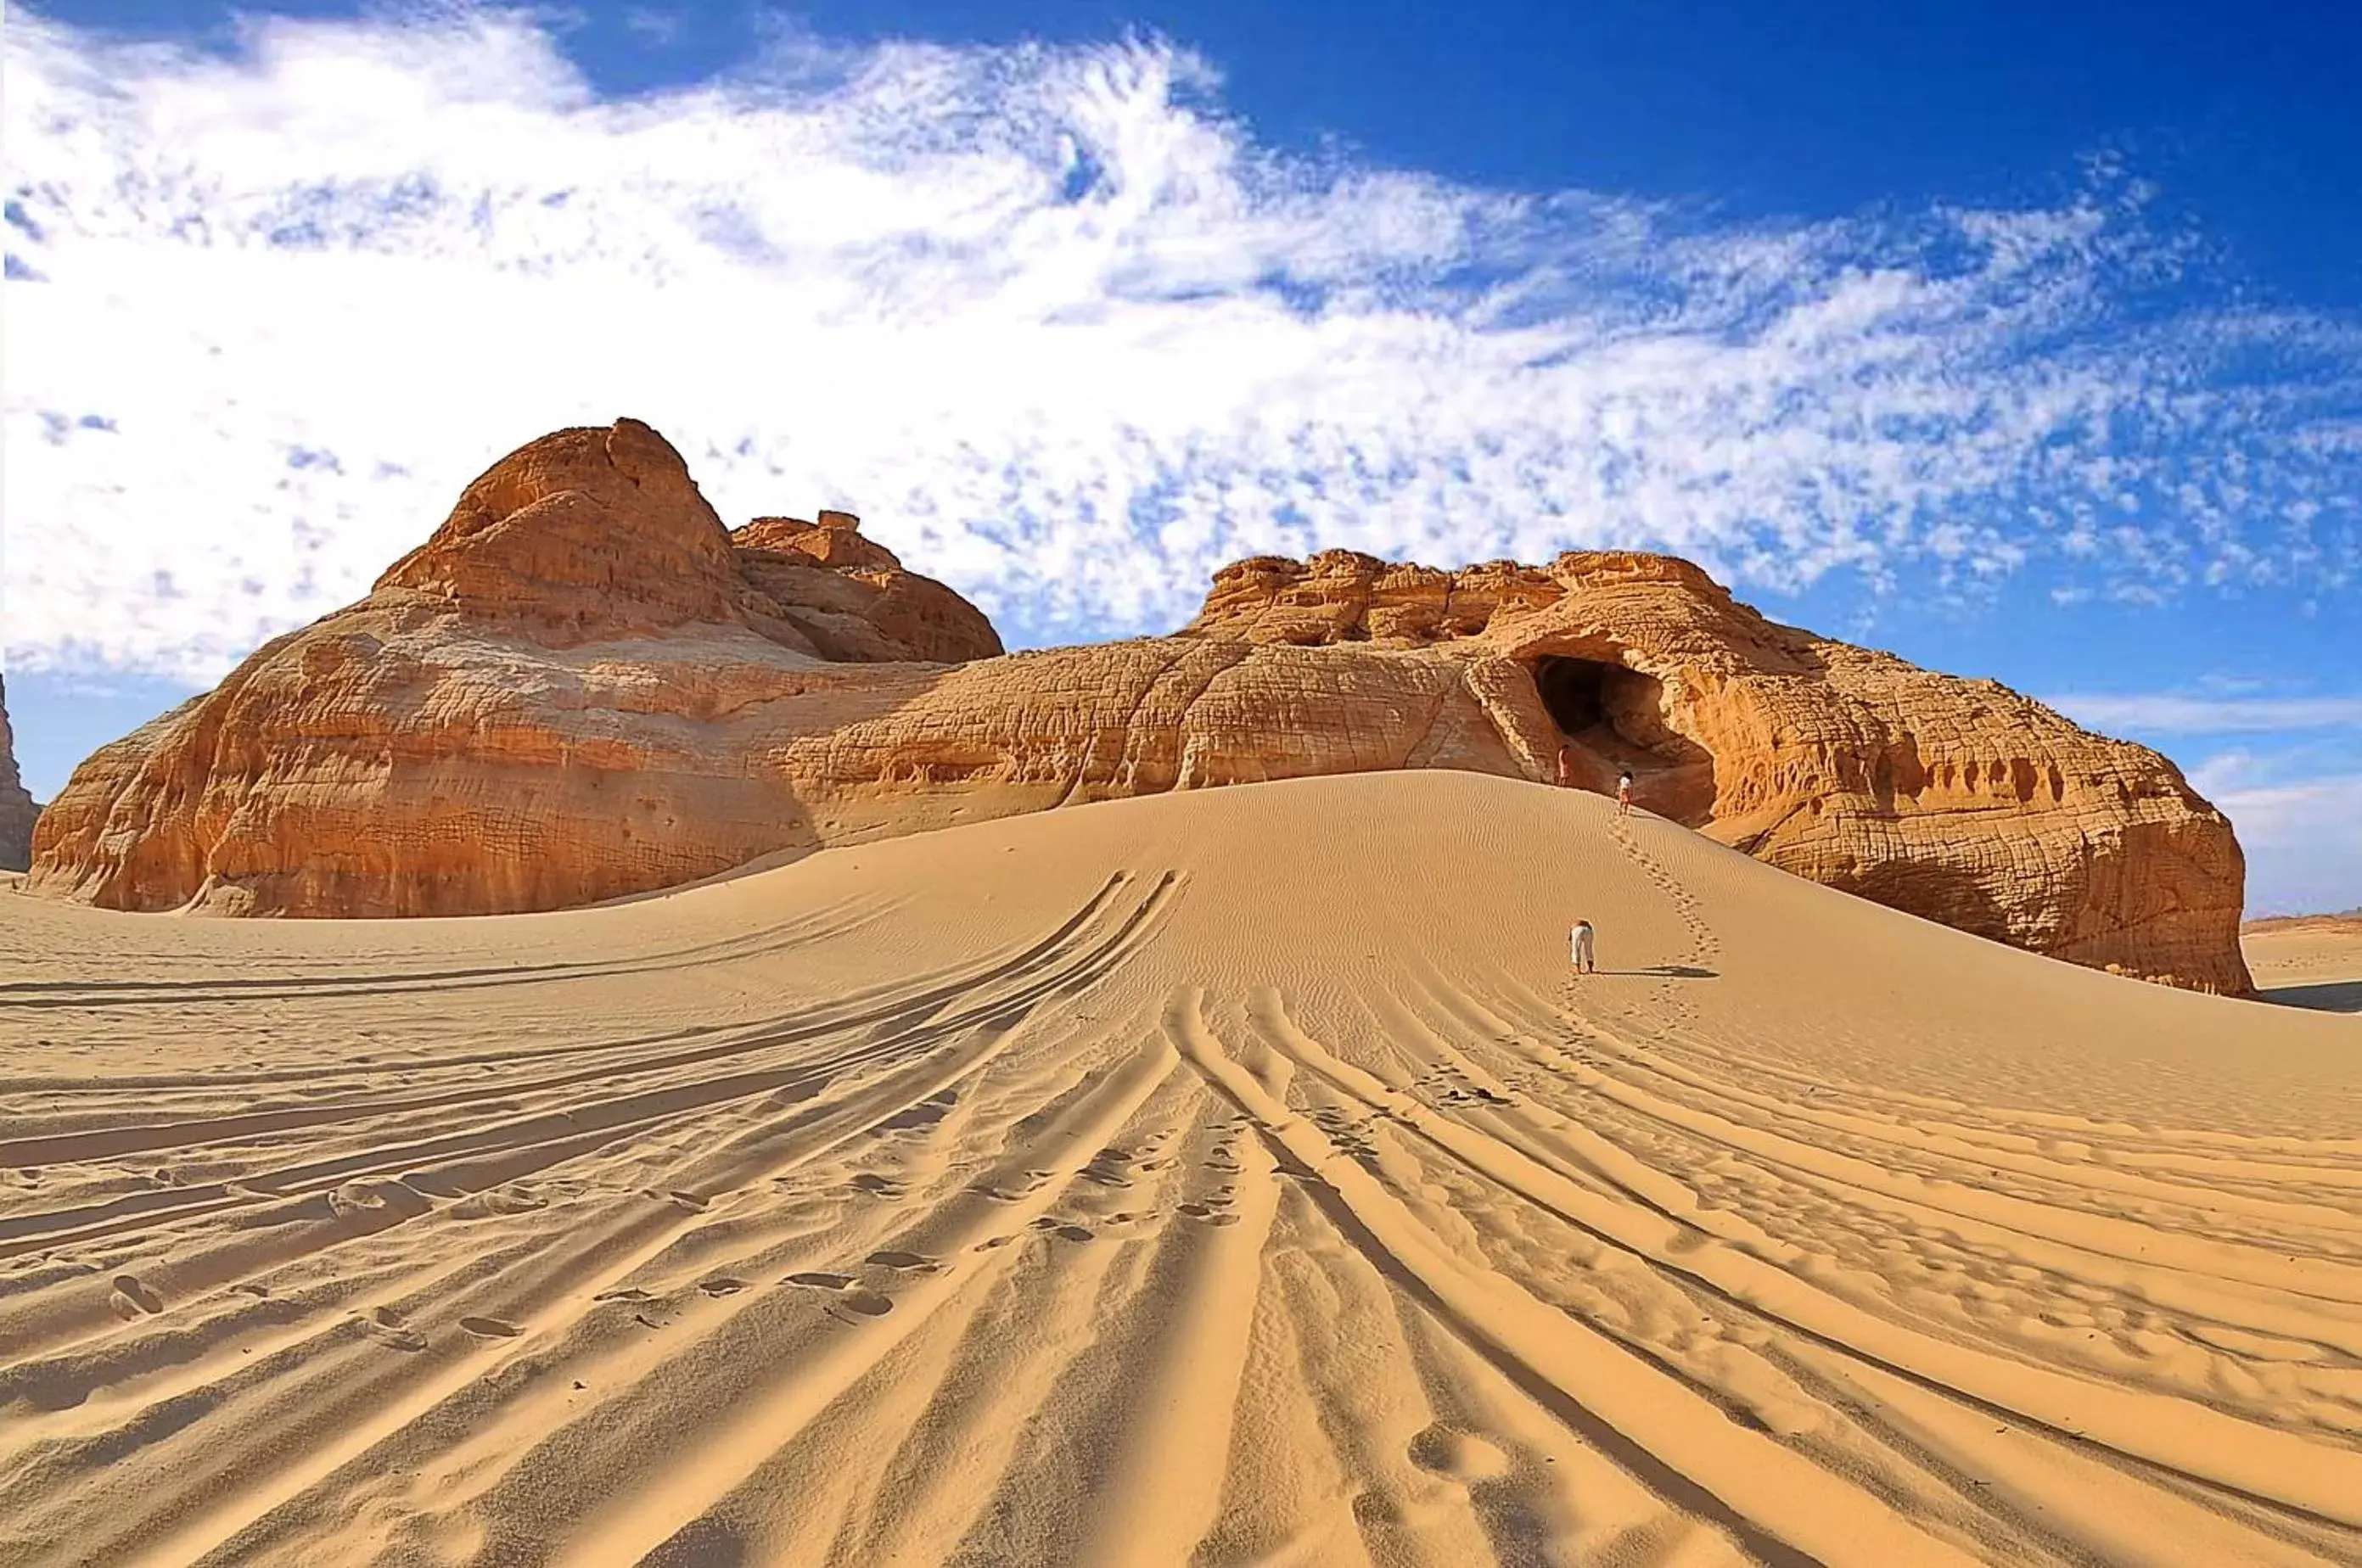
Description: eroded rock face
xmin=25 ymin=420 xmax=998 ymax=916
xmin=732 ymin=512 xmax=1002 ymax=665
xmin=0 ymin=675 xmax=38 ymax=871
xmin=1181 ymin=550 xmax=2252 ymax=993
xmin=27 ymin=422 xmax=2251 ymax=994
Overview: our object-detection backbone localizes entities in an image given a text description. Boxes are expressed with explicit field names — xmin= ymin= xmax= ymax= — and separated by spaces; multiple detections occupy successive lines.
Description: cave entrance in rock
xmin=1535 ymin=656 xmax=1615 ymax=737
xmin=1529 ymin=654 xmax=1717 ymax=826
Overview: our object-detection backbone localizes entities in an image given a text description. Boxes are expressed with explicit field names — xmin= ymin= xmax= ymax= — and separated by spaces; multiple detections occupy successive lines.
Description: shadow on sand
xmin=2259 ymin=980 xmax=2362 ymax=1015
xmin=1584 ymin=965 xmax=1720 ymax=979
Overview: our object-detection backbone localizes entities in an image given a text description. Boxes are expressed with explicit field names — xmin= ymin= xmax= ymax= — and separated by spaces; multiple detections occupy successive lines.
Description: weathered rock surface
xmin=1181 ymin=551 xmax=2251 ymax=993
xmin=0 ymin=675 xmax=38 ymax=871
xmin=27 ymin=420 xmax=999 ymax=916
xmin=27 ymin=421 xmax=2250 ymax=994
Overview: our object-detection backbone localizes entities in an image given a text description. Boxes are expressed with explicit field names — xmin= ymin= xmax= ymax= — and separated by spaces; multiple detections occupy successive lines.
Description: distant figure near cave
xmin=1616 ymin=770 xmax=1634 ymax=817
xmin=1571 ymin=919 xmax=1596 ymax=975
xmin=1556 ymin=744 xmax=1575 ymax=788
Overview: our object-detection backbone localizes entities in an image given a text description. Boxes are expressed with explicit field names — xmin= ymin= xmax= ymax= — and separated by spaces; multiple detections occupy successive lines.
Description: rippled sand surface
xmin=4 ymin=772 xmax=2359 ymax=1566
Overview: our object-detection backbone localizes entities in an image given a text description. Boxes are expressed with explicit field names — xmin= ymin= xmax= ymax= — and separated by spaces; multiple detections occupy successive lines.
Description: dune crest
xmin=0 ymin=773 xmax=2352 ymax=1565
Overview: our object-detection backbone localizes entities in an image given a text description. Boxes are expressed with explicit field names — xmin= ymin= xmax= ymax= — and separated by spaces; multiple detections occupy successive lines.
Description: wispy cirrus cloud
xmin=2188 ymin=752 xmax=2362 ymax=917
xmin=2045 ymin=692 xmax=2362 ymax=734
xmin=4 ymin=7 xmax=2360 ymax=684
xmin=620 ymin=8 xmax=682 ymax=47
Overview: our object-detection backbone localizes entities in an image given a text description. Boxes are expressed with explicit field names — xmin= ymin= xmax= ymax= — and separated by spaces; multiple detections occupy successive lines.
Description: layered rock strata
xmin=27 ymin=421 xmax=2250 ymax=993
xmin=0 ymin=675 xmax=37 ymax=871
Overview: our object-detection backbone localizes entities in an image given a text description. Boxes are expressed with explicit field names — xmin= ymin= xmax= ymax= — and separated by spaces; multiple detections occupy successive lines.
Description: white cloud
xmin=2181 ymin=750 xmax=2362 ymax=916
xmin=4 ymin=8 xmax=2360 ymax=683
xmin=2046 ymin=692 xmax=2362 ymax=734
xmin=620 ymin=8 xmax=681 ymax=47
xmin=2196 ymin=769 xmax=2362 ymax=918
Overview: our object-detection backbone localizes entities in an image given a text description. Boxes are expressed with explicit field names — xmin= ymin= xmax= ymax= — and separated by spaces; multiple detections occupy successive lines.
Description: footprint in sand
xmin=595 ymin=1288 xmax=655 ymax=1303
xmin=110 ymin=1274 xmax=164 ymax=1315
xmin=1018 ymin=1216 xmax=1095 ymax=1243
xmin=460 ymin=1316 xmax=522 ymax=1338
xmin=698 ymin=1278 xmax=749 ymax=1296
xmin=450 ymin=1185 xmax=550 ymax=1220
xmin=357 ymin=1306 xmax=427 ymax=1352
xmin=1407 ymin=1423 xmax=1512 ymax=1483
xmin=848 ymin=1174 xmax=903 ymax=1199
xmin=783 ymin=1271 xmax=895 ymax=1317
xmin=865 ymin=1251 xmax=939 ymax=1273
xmin=231 ymin=1282 xmax=271 ymax=1299
xmin=663 ymin=1190 xmax=710 ymax=1212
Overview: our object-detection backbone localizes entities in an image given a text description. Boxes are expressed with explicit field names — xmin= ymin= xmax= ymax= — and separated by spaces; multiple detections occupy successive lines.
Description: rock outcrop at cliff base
xmin=27 ymin=419 xmax=2252 ymax=994
xmin=0 ymin=675 xmax=37 ymax=871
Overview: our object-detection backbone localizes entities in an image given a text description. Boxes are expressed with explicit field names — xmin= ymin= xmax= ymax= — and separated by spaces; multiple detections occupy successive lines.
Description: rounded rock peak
xmin=734 ymin=512 xmax=901 ymax=573
xmin=373 ymin=417 xmax=749 ymax=637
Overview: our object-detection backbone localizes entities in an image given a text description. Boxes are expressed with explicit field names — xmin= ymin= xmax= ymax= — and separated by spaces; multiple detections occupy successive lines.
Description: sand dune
xmin=2247 ymin=916 xmax=2362 ymax=1016
xmin=3 ymin=772 xmax=2359 ymax=1566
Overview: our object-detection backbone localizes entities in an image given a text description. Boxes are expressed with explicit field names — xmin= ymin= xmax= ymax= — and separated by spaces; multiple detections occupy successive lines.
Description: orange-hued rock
xmin=0 ymin=675 xmax=36 ymax=871
xmin=1180 ymin=549 xmax=2252 ymax=993
xmin=26 ymin=421 xmax=2250 ymax=994
xmin=25 ymin=420 xmax=997 ymax=916
xmin=731 ymin=513 xmax=1001 ymax=664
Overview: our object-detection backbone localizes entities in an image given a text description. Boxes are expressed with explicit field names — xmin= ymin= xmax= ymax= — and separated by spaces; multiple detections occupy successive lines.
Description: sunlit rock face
xmin=1179 ymin=548 xmax=2251 ymax=994
xmin=0 ymin=675 xmax=36 ymax=871
xmin=26 ymin=421 xmax=2250 ymax=994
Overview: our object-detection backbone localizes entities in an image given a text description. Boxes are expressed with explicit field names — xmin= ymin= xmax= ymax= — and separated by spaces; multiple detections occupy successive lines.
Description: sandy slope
xmin=3 ymin=773 xmax=2360 ymax=1568
xmin=2246 ymin=917 xmax=2362 ymax=1015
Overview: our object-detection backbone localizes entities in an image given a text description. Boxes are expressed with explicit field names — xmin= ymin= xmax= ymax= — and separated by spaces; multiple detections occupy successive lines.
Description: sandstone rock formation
xmin=27 ymin=420 xmax=997 ymax=916
xmin=26 ymin=420 xmax=2251 ymax=994
xmin=1179 ymin=552 xmax=2250 ymax=993
xmin=0 ymin=675 xmax=37 ymax=871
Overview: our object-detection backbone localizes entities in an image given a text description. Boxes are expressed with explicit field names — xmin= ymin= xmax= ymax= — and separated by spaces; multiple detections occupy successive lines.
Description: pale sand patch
xmin=2247 ymin=915 xmax=2362 ymax=1015
xmin=3 ymin=772 xmax=2359 ymax=1566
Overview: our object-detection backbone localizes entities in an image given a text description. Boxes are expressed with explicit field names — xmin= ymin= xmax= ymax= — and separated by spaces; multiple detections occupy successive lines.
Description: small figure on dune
xmin=1570 ymin=918 xmax=1596 ymax=975
xmin=1556 ymin=743 xmax=1574 ymax=788
xmin=1616 ymin=769 xmax=1634 ymax=817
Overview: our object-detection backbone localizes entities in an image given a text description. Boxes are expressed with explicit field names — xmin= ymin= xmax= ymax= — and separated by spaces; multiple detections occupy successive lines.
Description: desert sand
xmin=3 ymin=772 xmax=2359 ymax=1566
xmin=2247 ymin=916 xmax=2362 ymax=1016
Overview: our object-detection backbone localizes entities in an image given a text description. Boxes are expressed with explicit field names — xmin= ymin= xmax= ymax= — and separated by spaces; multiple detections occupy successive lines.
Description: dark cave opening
xmin=1534 ymin=656 xmax=1615 ymax=737
xmin=1529 ymin=654 xmax=1718 ymax=826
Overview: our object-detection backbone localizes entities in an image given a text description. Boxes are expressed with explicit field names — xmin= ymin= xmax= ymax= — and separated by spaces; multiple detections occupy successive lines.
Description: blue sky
xmin=3 ymin=0 xmax=2358 ymax=911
